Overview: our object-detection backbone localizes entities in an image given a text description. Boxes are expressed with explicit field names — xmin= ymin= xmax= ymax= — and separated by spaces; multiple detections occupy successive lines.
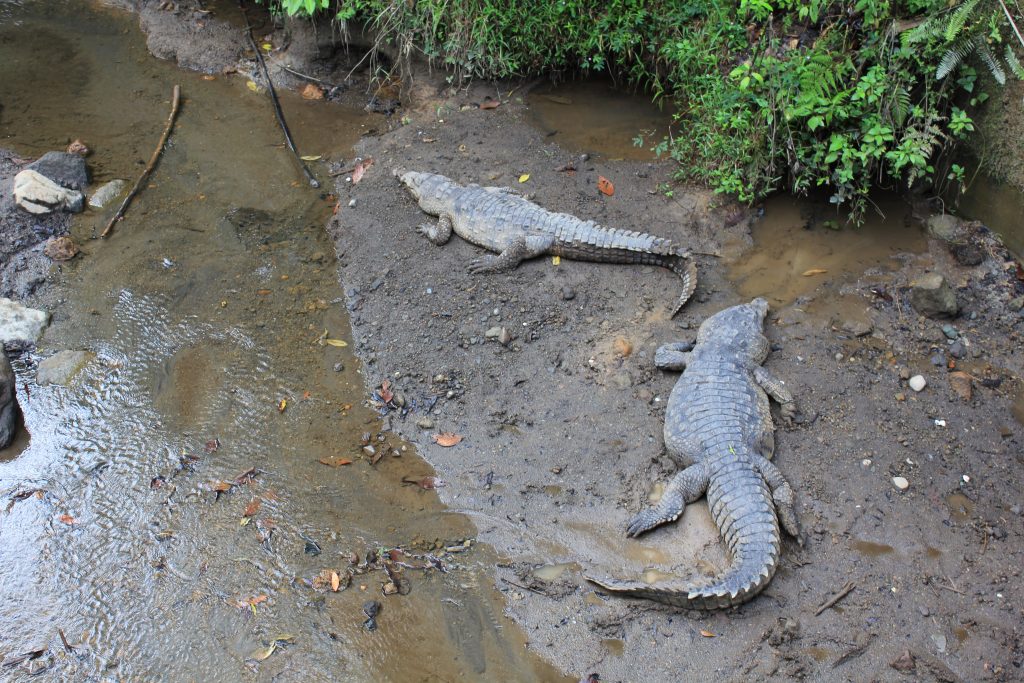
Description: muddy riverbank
xmin=330 ymin=80 xmax=1024 ymax=680
xmin=3 ymin=1 xmax=1024 ymax=681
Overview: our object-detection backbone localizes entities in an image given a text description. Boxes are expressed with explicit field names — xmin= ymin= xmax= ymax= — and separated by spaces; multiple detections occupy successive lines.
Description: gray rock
xmin=484 ymin=326 xmax=502 ymax=339
xmin=561 ymin=286 xmax=576 ymax=301
xmin=88 ymin=179 xmax=127 ymax=209
xmin=909 ymin=273 xmax=958 ymax=318
xmin=841 ymin=319 xmax=873 ymax=337
xmin=13 ymin=170 xmax=85 ymax=214
xmin=416 ymin=417 xmax=434 ymax=430
xmin=0 ymin=353 xmax=18 ymax=449
xmin=35 ymin=350 xmax=95 ymax=386
xmin=925 ymin=214 xmax=963 ymax=242
xmin=27 ymin=151 xmax=89 ymax=190
xmin=949 ymin=341 xmax=966 ymax=359
xmin=941 ymin=324 xmax=958 ymax=339
xmin=0 ymin=298 xmax=51 ymax=344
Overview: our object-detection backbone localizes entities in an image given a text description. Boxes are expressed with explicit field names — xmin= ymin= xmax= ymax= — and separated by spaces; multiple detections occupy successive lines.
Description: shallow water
xmin=526 ymin=79 xmax=673 ymax=161
xmin=0 ymin=2 xmax=567 ymax=680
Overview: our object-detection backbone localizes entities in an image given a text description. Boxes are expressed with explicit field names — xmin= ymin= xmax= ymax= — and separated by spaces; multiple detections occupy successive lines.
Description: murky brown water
xmin=526 ymin=79 xmax=673 ymax=161
xmin=0 ymin=2 xmax=568 ymax=680
xmin=958 ymin=170 xmax=1024 ymax=258
xmin=728 ymin=194 xmax=927 ymax=307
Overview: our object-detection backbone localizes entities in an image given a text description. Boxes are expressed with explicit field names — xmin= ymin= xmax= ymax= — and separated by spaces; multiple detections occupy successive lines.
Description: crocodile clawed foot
xmin=779 ymin=401 xmax=798 ymax=427
xmin=626 ymin=507 xmax=677 ymax=537
xmin=467 ymin=257 xmax=497 ymax=274
xmin=416 ymin=223 xmax=433 ymax=238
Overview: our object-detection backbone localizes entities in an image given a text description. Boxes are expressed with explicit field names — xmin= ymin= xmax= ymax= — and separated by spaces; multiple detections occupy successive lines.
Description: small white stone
xmin=934 ymin=419 xmax=946 ymax=427
xmin=892 ymin=476 xmax=910 ymax=491
xmin=962 ymin=474 xmax=970 ymax=483
xmin=861 ymin=458 xmax=872 ymax=468
xmin=908 ymin=375 xmax=926 ymax=392
xmin=348 ymin=198 xmax=356 ymax=207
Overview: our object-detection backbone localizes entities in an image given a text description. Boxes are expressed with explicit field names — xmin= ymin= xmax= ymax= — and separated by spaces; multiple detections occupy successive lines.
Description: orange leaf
xmin=243 ymin=499 xmax=262 ymax=517
xmin=302 ymin=390 xmax=312 ymax=401
xmin=331 ymin=571 xmax=341 ymax=592
xmin=204 ymin=438 xmax=220 ymax=453
xmin=479 ymin=98 xmax=500 ymax=110
xmin=432 ymin=432 xmax=463 ymax=447
xmin=301 ymin=83 xmax=325 ymax=100
xmin=352 ymin=157 xmax=374 ymax=185
xmin=379 ymin=379 xmax=394 ymax=403
xmin=597 ymin=176 xmax=614 ymax=196
xmin=256 ymin=289 xmax=272 ymax=296
xmin=319 ymin=456 xmax=352 ymax=467
xmin=210 ymin=481 xmax=232 ymax=492
xmin=700 ymin=629 xmax=716 ymax=638
xmin=59 ymin=514 xmax=77 ymax=525
xmin=801 ymin=268 xmax=827 ymax=276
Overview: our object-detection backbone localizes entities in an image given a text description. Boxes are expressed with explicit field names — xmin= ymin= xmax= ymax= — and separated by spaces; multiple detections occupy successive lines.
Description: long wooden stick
xmin=239 ymin=2 xmax=320 ymax=189
xmin=101 ymin=85 xmax=181 ymax=238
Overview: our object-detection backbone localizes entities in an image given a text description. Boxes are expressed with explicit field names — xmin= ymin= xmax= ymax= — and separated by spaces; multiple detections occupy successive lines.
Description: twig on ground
xmin=57 ymin=629 xmax=74 ymax=653
xmin=501 ymin=577 xmax=551 ymax=598
xmin=101 ymin=85 xmax=180 ymax=238
xmin=239 ymin=2 xmax=319 ymax=189
xmin=278 ymin=63 xmax=345 ymax=91
xmin=815 ymin=581 xmax=855 ymax=615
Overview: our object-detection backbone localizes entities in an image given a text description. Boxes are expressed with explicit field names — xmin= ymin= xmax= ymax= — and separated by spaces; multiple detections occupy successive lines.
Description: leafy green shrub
xmin=264 ymin=0 xmax=1023 ymax=221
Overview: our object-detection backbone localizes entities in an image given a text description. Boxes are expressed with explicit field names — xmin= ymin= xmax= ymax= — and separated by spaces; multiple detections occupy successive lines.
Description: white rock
xmin=908 ymin=375 xmax=927 ymax=392
xmin=13 ymin=169 xmax=84 ymax=214
xmin=892 ymin=476 xmax=910 ymax=491
xmin=88 ymin=179 xmax=126 ymax=208
xmin=36 ymin=350 xmax=95 ymax=386
xmin=0 ymin=298 xmax=51 ymax=344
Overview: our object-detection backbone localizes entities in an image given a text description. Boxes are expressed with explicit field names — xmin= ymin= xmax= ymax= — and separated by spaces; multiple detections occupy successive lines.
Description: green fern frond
xmin=1006 ymin=45 xmax=1024 ymax=79
xmin=977 ymin=38 xmax=1006 ymax=84
xmin=903 ymin=15 xmax=941 ymax=45
xmin=893 ymin=86 xmax=911 ymax=127
xmin=945 ymin=0 xmax=981 ymax=42
xmin=937 ymin=39 xmax=973 ymax=79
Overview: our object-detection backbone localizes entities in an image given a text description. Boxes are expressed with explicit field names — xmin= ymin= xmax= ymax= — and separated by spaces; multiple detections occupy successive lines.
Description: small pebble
xmin=893 ymin=476 xmax=910 ymax=491
xmin=941 ymin=324 xmax=958 ymax=340
xmin=348 ymin=198 xmax=357 ymax=207
xmin=908 ymin=375 xmax=926 ymax=392
xmin=416 ymin=417 xmax=434 ymax=430
xmin=561 ymin=286 xmax=576 ymax=301
xmin=333 ymin=362 xmax=344 ymax=372
xmin=861 ymin=458 xmax=872 ymax=468
xmin=898 ymin=367 xmax=911 ymax=380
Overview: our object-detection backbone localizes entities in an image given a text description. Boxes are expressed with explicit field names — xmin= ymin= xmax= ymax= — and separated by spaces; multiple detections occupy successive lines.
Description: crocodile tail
xmin=586 ymin=550 xmax=779 ymax=610
xmin=664 ymin=252 xmax=697 ymax=318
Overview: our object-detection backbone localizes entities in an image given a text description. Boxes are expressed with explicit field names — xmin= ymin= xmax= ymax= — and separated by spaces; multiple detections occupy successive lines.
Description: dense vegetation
xmin=269 ymin=0 xmax=1023 ymax=221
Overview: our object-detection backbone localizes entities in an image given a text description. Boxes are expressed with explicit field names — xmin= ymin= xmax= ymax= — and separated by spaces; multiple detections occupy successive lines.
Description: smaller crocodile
xmin=588 ymin=298 xmax=801 ymax=609
xmin=398 ymin=170 xmax=697 ymax=316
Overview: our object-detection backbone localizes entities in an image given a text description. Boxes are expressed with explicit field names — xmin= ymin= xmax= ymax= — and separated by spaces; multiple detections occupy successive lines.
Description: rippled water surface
xmin=0 ymin=2 xmax=568 ymax=680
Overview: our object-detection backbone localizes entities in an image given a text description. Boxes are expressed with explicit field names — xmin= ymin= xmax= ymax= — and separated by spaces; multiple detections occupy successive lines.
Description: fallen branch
xmin=278 ymin=63 xmax=345 ymax=92
xmin=101 ymin=85 xmax=180 ymax=238
xmin=815 ymin=581 xmax=855 ymax=616
xmin=240 ymin=2 xmax=319 ymax=189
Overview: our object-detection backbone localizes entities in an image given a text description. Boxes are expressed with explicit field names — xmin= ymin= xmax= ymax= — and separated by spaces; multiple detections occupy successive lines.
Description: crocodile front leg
xmin=654 ymin=341 xmax=695 ymax=371
xmin=468 ymin=234 xmax=554 ymax=274
xmin=754 ymin=366 xmax=797 ymax=424
xmin=627 ymin=462 xmax=709 ymax=537
xmin=417 ymin=214 xmax=453 ymax=245
xmin=755 ymin=455 xmax=802 ymax=542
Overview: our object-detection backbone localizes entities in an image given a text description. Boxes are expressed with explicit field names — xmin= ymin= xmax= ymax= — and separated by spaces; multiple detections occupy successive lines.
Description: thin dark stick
xmin=815 ymin=581 xmax=855 ymax=616
xmin=101 ymin=85 xmax=180 ymax=238
xmin=58 ymin=628 xmax=74 ymax=653
xmin=239 ymin=2 xmax=320 ymax=189
xmin=278 ymin=64 xmax=344 ymax=91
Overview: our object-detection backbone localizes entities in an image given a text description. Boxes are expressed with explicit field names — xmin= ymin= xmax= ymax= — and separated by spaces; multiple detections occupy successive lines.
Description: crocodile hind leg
xmin=468 ymin=234 xmax=554 ymax=274
xmin=754 ymin=455 xmax=802 ymax=543
xmin=654 ymin=341 xmax=695 ymax=371
xmin=626 ymin=462 xmax=709 ymax=537
xmin=754 ymin=366 xmax=797 ymax=425
xmin=417 ymin=214 xmax=453 ymax=245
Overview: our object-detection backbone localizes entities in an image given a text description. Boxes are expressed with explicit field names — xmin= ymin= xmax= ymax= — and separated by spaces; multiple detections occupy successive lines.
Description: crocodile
xmin=588 ymin=297 xmax=802 ymax=609
xmin=398 ymin=170 xmax=697 ymax=316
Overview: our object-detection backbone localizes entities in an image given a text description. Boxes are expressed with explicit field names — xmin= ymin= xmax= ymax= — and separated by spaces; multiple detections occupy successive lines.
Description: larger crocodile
xmin=398 ymin=171 xmax=697 ymax=316
xmin=588 ymin=298 xmax=802 ymax=609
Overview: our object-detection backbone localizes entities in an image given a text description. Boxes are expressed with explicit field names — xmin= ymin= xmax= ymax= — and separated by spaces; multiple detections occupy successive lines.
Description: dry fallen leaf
xmin=479 ymin=98 xmax=500 ymax=110
xmin=700 ymin=629 xmax=716 ymax=638
xmin=243 ymin=499 xmax=262 ymax=517
xmin=246 ymin=80 xmax=259 ymax=92
xmin=66 ymin=139 xmax=89 ymax=156
xmin=201 ymin=74 xmax=216 ymax=81
xmin=597 ymin=176 xmax=615 ymax=196
xmin=432 ymin=432 xmax=463 ymax=447
xmin=209 ymin=481 xmax=232 ymax=493
xmin=300 ymin=154 xmax=322 ymax=161
xmin=300 ymin=83 xmax=325 ymax=100
xmin=379 ymin=380 xmax=394 ymax=403
xmin=278 ymin=399 xmax=287 ymax=413
xmin=59 ymin=514 xmax=77 ymax=525
xmin=518 ymin=174 xmax=530 ymax=183
xmin=551 ymin=255 xmax=561 ymax=265
xmin=324 ymin=338 xmax=348 ymax=347
xmin=204 ymin=438 xmax=220 ymax=453
xmin=250 ymin=643 xmax=276 ymax=661
xmin=802 ymin=268 xmax=828 ymax=276
xmin=402 ymin=475 xmax=445 ymax=489
xmin=331 ymin=571 xmax=341 ymax=592
xmin=318 ymin=456 xmax=352 ymax=467
xmin=352 ymin=157 xmax=374 ymax=184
